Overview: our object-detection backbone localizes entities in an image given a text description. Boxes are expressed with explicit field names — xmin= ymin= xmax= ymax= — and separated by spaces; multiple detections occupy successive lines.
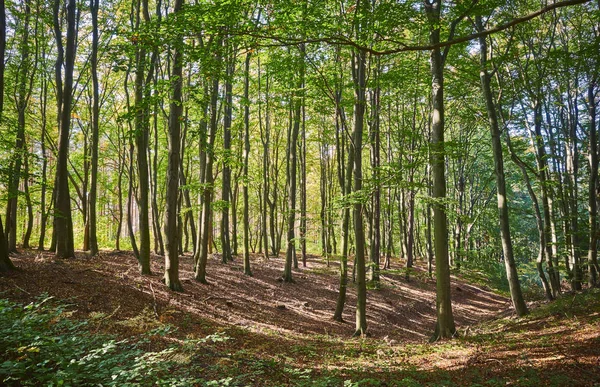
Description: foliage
xmin=0 ymin=295 xmax=221 ymax=386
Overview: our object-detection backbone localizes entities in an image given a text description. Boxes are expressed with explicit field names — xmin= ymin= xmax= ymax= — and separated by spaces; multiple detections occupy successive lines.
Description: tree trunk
xmin=258 ymin=58 xmax=270 ymax=260
xmin=164 ymin=0 xmax=185 ymax=291
xmin=507 ymin=136 xmax=553 ymax=301
xmin=0 ymin=0 xmax=14 ymax=271
xmin=242 ymin=51 xmax=252 ymax=276
xmin=54 ymin=0 xmax=76 ymax=259
xmin=588 ymin=81 xmax=599 ymax=287
xmin=195 ymin=52 xmax=221 ymax=284
xmin=22 ymin=152 xmax=34 ymax=249
xmin=132 ymin=0 xmax=153 ymax=274
xmin=300 ymin=43 xmax=307 ymax=267
xmin=38 ymin=62 xmax=49 ymax=251
xmin=283 ymin=50 xmax=304 ymax=282
xmin=6 ymin=0 xmax=32 ymax=253
xmin=221 ymin=52 xmax=234 ymax=264
xmin=127 ymin=137 xmax=140 ymax=259
xmin=531 ymin=104 xmax=560 ymax=296
xmin=151 ymin=79 xmax=165 ymax=255
xmin=369 ymin=65 xmax=381 ymax=285
xmin=333 ymin=108 xmax=353 ymax=322
xmin=477 ymin=17 xmax=528 ymax=316
xmin=87 ymin=0 xmax=100 ymax=256
xmin=426 ymin=0 xmax=455 ymax=341
xmin=351 ymin=46 xmax=368 ymax=337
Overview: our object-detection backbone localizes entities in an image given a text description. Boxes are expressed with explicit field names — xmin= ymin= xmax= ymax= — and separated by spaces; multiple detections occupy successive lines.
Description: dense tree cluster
xmin=0 ymin=0 xmax=598 ymax=338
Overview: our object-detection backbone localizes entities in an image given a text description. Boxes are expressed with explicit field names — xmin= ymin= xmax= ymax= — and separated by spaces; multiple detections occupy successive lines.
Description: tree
xmin=0 ymin=0 xmax=14 ymax=271
xmin=242 ymin=49 xmax=252 ymax=276
xmin=476 ymin=15 xmax=528 ymax=316
xmin=164 ymin=0 xmax=185 ymax=291
xmin=425 ymin=0 xmax=456 ymax=341
xmin=6 ymin=0 xmax=34 ymax=253
xmin=87 ymin=0 xmax=100 ymax=257
xmin=53 ymin=0 xmax=77 ymax=259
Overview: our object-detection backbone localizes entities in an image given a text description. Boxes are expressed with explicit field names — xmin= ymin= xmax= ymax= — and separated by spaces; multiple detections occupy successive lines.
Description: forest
xmin=0 ymin=0 xmax=599 ymax=385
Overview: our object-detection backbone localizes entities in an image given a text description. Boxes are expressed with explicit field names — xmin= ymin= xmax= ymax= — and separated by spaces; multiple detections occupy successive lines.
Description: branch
xmin=236 ymin=0 xmax=591 ymax=56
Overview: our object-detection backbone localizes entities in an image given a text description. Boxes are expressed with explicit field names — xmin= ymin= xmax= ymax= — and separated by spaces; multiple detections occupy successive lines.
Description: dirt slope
xmin=0 ymin=250 xmax=508 ymax=342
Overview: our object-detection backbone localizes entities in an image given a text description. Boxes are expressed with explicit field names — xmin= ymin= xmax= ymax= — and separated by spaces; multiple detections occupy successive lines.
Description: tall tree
xmin=54 ymin=0 xmax=77 ymax=259
xmin=476 ymin=15 xmax=528 ymax=316
xmin=87 ymin=0 xmax=100 ymax=256
xmin=425 ymin=0 xmax=455 ymax=341
xmin=6 ymin=0 xmax=33 ymax=252
xmin=588 ymin=80 xmax=599 ymax=287
xmin=164 ymin=0 xmax=185 ymax=291
xmin=0 ymin=0 xmax=14 ymax=271
xmin=242 ymin=50 xmax=252 ymax=276
xmin=221 ymin=46 xmax=234 ymax=264
xmin=282 ymin=46 xmax=304 ymax=282
xmin=132 ymin=0 xmax=156 ymax=274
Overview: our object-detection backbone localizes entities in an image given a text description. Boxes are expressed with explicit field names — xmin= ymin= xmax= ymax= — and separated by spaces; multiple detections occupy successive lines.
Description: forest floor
xmin=1 ymin=249 xmax=599 ymax=386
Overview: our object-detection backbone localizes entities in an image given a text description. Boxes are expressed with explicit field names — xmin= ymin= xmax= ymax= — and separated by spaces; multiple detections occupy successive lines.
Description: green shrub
xmin=0 ymin=295 xmax=206 ymax=386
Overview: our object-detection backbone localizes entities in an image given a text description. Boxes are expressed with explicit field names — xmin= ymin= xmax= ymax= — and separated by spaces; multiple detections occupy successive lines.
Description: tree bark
xmin=87 ymin=0 xmax=100 ymax=256
xmin=242 ymin=51 xmax=252 ymax=276
xmin=369 ymin=64 xmax=381 ymax=285
xmin=588 ymin=81 xmax=599 ymax=287
xmin=221 ymin=51 xmax=234 ymax=264
xmin=54 ymin=0 xmax=76 ymax=259
xmin=352 ymin=46 xmax=368 ymax=336
xmin=6 ymin=0 xmax=32 ymax=253
xmin=164 ymin=0 xmax=185 ymax=291
xmin=0 ymin=0 xmax=14 ymax=271
xmin=477 ymin=17 xmax=528 ymax=316
xmin=426 ymin=0 xmax=455 ymax=341
xmin=195 ymin=48 xmax=221 ymax=284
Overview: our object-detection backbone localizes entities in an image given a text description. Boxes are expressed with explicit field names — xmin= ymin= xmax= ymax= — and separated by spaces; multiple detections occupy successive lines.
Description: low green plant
xmin=0 ymin=295 xmax=215 ymax=386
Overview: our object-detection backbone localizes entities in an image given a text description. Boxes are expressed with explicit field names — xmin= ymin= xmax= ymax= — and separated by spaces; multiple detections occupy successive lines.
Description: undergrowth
xmin=0 ymin=295 xmax=228 ymax=386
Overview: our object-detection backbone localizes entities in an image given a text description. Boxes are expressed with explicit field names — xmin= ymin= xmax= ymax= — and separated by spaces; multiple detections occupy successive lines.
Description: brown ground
xmin=2 ymin=250 xmax=599 ymax=386
xmin=0 ymin=250 xmax=508 ymax=343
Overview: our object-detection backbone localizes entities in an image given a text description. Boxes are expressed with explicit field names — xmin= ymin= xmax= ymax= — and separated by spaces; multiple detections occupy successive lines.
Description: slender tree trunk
xmin=369 ymin=65 xmax=381 ymax=285
xmin=127 ymin=137 xmax=140 ymax=258
xmin=507 ymin=136 xmax=553 ymax=300
xmin=300 ymin=43 xmax=307 ymax=267
xmin=195 ymin=54 xmax=221 ymax=284
xmin=566 ymin=91 xmax=582 ymax=291
xmin=7 ymin=0 xmax=32 ymax=253
xmin=531 ymin=104 xmax=560 ymax=296
xmin=87 ymin=0 xmax=100 ymax=256
xmin=22 ymin=152 xmax=34 ymax=249
xmin=151 ymin=80 xmax=165 ymax=255
xmin=115 ymin=126 xmax=125 ymax=251
xmin=333 ymin=113 xmax=354 ymax=322
xmin=242 ymin=51 xmax=252 ymax=276
xmin=588 ymin=81 xmax=599 ymax=287
xmin=283 ymin=49 xmax=304 ymax=282
xmin=38 ymin=62 xmax=49 ymax=251
xmin=54 ymin=0 xmax=76 ymax=259
xmin=164 ymin=0 xmax=185 ymax=291
xmin=221 ymin=52 xmax=234 ymax=264
xmin=352 ymin=46 xmax=368 ymax=336
xmin=258 ymin=59 xmax=270 ymax=260
xmin=132 ymin=0 xmax=153 ymax=274
xmin=426 ymin=0 xmax=455 ymax=341
xmin=0 ymin=0 xmax=14 ymax=271
xmin=477 ymin=18 xmax=528 ymax=316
